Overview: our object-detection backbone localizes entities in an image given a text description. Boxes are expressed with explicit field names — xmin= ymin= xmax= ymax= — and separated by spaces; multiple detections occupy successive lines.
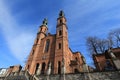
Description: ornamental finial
xmin=59 ymin=10 xmax=65 ymax=17
xmin=42 ymin=18 xmax=48 ymax=26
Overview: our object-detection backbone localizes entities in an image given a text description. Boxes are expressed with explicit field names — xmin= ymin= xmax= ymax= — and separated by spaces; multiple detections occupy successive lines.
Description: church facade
xmin=25 ymin=11 xmax=85 ymax=75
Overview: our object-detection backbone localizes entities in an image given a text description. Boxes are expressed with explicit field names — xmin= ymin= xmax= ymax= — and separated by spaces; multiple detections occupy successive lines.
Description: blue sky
xmin=0 ymin=0 xmax=120 ymax=68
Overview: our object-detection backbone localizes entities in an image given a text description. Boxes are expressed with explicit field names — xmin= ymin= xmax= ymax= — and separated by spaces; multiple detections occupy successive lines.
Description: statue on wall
xmin=108 ymin=49 xmax=116 ymax=59
xmin=36 ymin=64 xmax=41 ymax=75
xmin=62 ymin=58 xmax=65 ymax=67
xmin=82 ymin=56 xmax=86 ymax=64
xmin=61 ymin=58 xmax=66 ymax=74
xmin=46 ymin=62 xmax=51 ymax=75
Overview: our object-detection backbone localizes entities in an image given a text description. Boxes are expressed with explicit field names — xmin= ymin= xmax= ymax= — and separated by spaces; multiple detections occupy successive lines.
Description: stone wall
xmin=38 ymin=71 xmax=120 ymax=80
xmin=89 ymin=71 xmax=120 ymax=80
xmin=0 ymin=70 xmax=120 ymax=80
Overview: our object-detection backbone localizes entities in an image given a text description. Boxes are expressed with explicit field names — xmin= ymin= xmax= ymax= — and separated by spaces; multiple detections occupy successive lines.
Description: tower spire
xmin=59 ymin=10 xmax=65 ymax=17
xmin=42 ymin=18 xmax=48 ymax=26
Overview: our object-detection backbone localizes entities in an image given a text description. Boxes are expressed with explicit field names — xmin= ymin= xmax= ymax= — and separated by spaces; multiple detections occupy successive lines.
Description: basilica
xmin=0 ymin=11 xmax=120 ymax=80
xmin=25 ymin=11 xmax=86 ymax=75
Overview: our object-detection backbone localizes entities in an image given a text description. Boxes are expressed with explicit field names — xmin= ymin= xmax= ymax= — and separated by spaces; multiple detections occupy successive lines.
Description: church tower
xmin=25 ymin=18 xmax=48 ymax=74
xmin=54 ymin=11 xmax=72 ymax=74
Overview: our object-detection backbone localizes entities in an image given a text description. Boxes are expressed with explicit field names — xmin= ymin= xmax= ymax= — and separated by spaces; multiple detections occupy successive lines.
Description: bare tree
xmin=86 ymin=36 xmax=99 ymax=54
xmin=108 ymin=29 xmax=120 ymax=47
xmin=86 ymin=36 xmax=109 ymax=55
xmin=86 ymin=28 xmax=120 ymax=56
xmin=97 ymin=39 xmax=109 ymax=53
xmin=107 ymin=35 xmax=113 ymax=48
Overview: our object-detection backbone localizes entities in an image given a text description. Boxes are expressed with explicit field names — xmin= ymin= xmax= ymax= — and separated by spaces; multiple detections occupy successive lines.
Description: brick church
xmin=1 ymin=11 xmax=120 ymax=80
xmin=25 ymin=11 xmax=85 ymax=75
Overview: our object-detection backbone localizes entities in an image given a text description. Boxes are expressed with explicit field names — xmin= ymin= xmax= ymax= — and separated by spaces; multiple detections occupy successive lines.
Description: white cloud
xmin=0 ymin=0 xmax=35 ymax=64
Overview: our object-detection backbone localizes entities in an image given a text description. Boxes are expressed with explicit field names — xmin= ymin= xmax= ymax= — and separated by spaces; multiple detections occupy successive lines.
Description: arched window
xmin=27 ymin=65 xmax=30 ymax=70
xmin=74 ymin=69 xmax=79 ymax=73
xmin=58 ymin=43 xmax=61 ymax=49
xmin=41 ymin=62 xmax=46 ymax=74
xmin=35 ymin=63 xmax=39 ymax=74
xmin=60 ymin=19 xmax=62 ymax=24
xmin=58 ymin=61 xmax=61 ymax=74
xmin=44 ymin=39 xmax=50 ymax=53
xmin=104 ymin=60 xmax=115 ymax=70
xmin=75 ymin=57 xmax=78 ymax=61
xmin=59 ymin=30 xmax=62 ymax=36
